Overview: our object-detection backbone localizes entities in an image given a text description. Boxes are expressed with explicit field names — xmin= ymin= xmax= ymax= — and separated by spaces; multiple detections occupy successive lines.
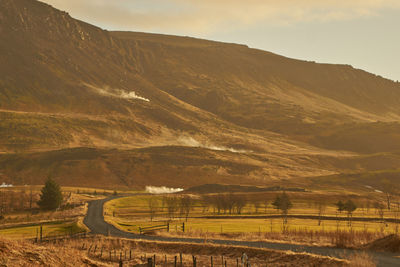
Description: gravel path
xmin=84 ymin=197 xmax=400 ymax=267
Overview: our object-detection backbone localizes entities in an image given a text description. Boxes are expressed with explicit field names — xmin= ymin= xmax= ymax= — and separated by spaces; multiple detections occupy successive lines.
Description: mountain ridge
xmin=1 ymin=0 xmax=400 ymax=189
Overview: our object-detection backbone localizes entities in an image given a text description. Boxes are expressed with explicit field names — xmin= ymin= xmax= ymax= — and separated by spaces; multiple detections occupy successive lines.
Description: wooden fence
xmin=139 ymin=222 xmax=186 ymax=234
xmin=30 ymin=225 xmax=88 ymax=243
xmin=139 ymin=223 xmax=170 ymax=234
xmin=86 ymin=248 xmax=253 ymax=267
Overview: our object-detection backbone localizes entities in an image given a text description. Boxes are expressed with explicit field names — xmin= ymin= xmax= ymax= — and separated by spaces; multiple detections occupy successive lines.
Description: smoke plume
xmin=178 ymin=136 xmax=249 ymax=153
xmin=145 ymin=186 xmax=183 ymax=194
xmin=84 ymin=83 xmax=150 ymax=102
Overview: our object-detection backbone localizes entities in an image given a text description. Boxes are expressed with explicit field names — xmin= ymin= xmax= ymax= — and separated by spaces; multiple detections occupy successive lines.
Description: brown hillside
xmin=1 ymin=0 xmax=400 ymax=188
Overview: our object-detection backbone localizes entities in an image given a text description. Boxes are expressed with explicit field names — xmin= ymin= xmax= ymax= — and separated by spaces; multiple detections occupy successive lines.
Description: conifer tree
xmin=37 ymin=177 xmax=63 ymax=210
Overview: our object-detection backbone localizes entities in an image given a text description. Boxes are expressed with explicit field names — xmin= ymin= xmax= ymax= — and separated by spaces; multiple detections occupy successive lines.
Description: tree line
xmin=146 ymin=191 xmax=398 ymax=227
xmin=0 ymin=177 xmax=68 ymax=219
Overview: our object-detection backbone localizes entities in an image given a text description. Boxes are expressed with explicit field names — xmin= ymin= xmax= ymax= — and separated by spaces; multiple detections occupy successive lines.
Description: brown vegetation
xmin=345 ymin=252 xmax=376 ymax=267
xmin=364 ymin=234 xmax=400 ymax=253
xmin=2 ymin=0 xmax=400 ymax=191
xmin=0 ymin=236 xmax=349 ymax=266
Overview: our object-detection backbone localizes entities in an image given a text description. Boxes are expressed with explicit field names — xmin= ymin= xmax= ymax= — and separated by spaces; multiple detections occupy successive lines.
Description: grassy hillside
xmin=1 ymin=0 xmax=400 ymax=189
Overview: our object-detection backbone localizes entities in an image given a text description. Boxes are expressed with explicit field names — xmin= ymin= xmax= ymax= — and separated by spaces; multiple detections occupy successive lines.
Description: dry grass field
xmin=0 ymin=186 xmax=105 ymax=239
xmin=0 ymin=236 xmax=358 ymax=266
xmin=104 ymin=191 xmax=400 ymax=248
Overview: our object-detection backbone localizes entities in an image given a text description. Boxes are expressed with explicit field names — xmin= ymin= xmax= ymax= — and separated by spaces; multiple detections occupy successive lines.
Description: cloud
xmin=42 ymin=0 xmax=400 ymax=34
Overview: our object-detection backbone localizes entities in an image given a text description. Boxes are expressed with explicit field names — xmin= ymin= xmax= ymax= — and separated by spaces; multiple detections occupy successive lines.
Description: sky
xmin=41 ymin=0 xmax=400 ymax=81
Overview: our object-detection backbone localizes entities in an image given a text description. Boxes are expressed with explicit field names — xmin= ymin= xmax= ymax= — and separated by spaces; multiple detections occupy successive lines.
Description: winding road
xmin=84 ymin=197 xmax=400 ymax=267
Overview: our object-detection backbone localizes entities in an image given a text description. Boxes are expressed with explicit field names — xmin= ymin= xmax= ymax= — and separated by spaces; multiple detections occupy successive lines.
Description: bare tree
xmin=253 ymin=200 xmax=261 ymax=214
xmin=164 ymin=196 xmax=179 ymax=220
xmin=335 ymin=201 xmax=345 ymax=214
xmin=272 ymin=192 xmax=292 ymax=227
xmin=19 ymin=189 xmax=26 ymax=210
xmin=148 ymin=197 xmax=158 ymax=222
xmin=343 ymin=200 xmax=357 ymax=226
xmin=264 ymin=200 xmax=269 ymax=213
xmin=29 ymin=186 xmax=33 ymax=210
xmin=201 ymin=195 xmax=212 ymax=213
xmin=9 ymin=190 xmax=15 ymax=212
xmin=0 ymin=190 xmax=5 ymax=219
xmin=234 ymin=195 xmax=247 ymax=215
xmin=214 ymin=194 xmax=225 ymax=214
xmin=366 ymin=199 xmax=371 ymax=213
xmin=180 ymin=195 xmax=194 ymax=221
xmin=375 ymin=201 xmax=385 ymax=223
xmin=382 ymin=179 xmax=397 ymax=210
xmin=316 ymin=201 xmax=326 ymax=226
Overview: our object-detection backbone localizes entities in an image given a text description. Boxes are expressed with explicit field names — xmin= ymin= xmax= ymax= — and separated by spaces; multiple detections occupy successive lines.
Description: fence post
xmin=180 ymin=253 xmax=183 ymax=267
xmin=147 ymin=257 xmax=153 ymax=267
xmin=130 ymin=249 xmax=132 ymax=260
xmin=164 ymin=255 xmax=167 ymax=266
xmin=182 ymin=222 xmax=185 ymax=233
xmin=153 ymin=254 xmax=156 ymax=267
xmin=40 ymin=225 xmax=43 ymax=242
xmin=221 ymin=256 xmax=224 ymax=266
xmin=174 ymin=256 xmax=177 ymax=267
xmin=211 ymin=256 xmax=213 ymax=267
xmin=192 ymin=255 xmax=197 ymax=267
xmin=119 ymin=259 xmax=123 ymax=267
xmin=236 ymin=258 xmax=239 ymax=267
xmin=167 ymin=223 xmax=170 ymax=232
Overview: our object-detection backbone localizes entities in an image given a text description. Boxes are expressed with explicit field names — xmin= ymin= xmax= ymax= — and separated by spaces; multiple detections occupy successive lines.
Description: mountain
xmin=1 ymin=0 xmax=400 ymax=189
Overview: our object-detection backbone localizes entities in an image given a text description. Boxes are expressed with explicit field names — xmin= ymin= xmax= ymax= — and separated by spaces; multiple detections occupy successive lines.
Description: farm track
xmin=84 ymin=197 xmax=400 ymax=267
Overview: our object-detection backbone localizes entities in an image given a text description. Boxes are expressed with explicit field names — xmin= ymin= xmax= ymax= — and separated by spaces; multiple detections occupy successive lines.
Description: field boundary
xmin=0 ymin=218 xmax=78 ymax=230
xmin=139 ymin=223 xmax=169 ymax=234
xmin=196 ymin=214 xmax=400 ymax=223
xmin=83 ymin=197 xmax=400 ymax=267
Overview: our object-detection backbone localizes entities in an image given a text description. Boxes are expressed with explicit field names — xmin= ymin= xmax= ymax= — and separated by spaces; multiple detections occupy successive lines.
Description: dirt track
xmin=84 ymin=197 xmax=400 ymax=267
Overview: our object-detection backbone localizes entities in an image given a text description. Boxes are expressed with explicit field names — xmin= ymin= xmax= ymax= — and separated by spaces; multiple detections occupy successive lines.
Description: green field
xmin=104 ymin=194 xmax=400 ymax=236
xmin=0 ymin=221 xmax=84 ymax=239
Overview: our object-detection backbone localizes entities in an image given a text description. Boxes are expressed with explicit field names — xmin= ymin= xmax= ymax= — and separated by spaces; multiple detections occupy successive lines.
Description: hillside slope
xmin=1 ymin=0 xmax=400 ymax=188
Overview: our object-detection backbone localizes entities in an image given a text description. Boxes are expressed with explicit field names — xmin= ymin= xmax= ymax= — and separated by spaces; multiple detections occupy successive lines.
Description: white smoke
xmin=0 ymin=182 xmax=13 ymax=188
xmin=84 ymin=83 xmax=150 ymax=102
xmin=119 ymin=91 xmax=150 ymax=102
xmin=146 ymin=186 xmax=184 ymax=194
xmin=178 ymin=136 xmax=250 ymax=153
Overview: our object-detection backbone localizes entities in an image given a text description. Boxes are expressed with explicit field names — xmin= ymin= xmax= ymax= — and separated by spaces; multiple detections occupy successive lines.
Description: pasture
xmin=104 ymin=191 xmax=400 ymax=246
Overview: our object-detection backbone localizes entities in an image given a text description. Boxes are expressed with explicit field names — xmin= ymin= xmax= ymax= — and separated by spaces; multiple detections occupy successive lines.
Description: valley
xmin=1 ymin=0 xmax=400 ymax=266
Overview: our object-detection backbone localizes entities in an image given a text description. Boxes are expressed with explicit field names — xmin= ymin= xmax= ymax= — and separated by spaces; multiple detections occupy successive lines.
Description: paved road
xmin=84 ymin=197 xmax=400 ymax=267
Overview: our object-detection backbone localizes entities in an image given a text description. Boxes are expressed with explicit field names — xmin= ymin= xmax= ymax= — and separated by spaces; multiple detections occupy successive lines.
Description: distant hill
xmin=1 ymin=0 xmax=400 ymax=189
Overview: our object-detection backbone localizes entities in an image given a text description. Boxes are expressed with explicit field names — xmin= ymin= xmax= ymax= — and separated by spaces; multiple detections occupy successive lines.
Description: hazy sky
xmin=42 ymin=0 xmax=400 ymax=81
